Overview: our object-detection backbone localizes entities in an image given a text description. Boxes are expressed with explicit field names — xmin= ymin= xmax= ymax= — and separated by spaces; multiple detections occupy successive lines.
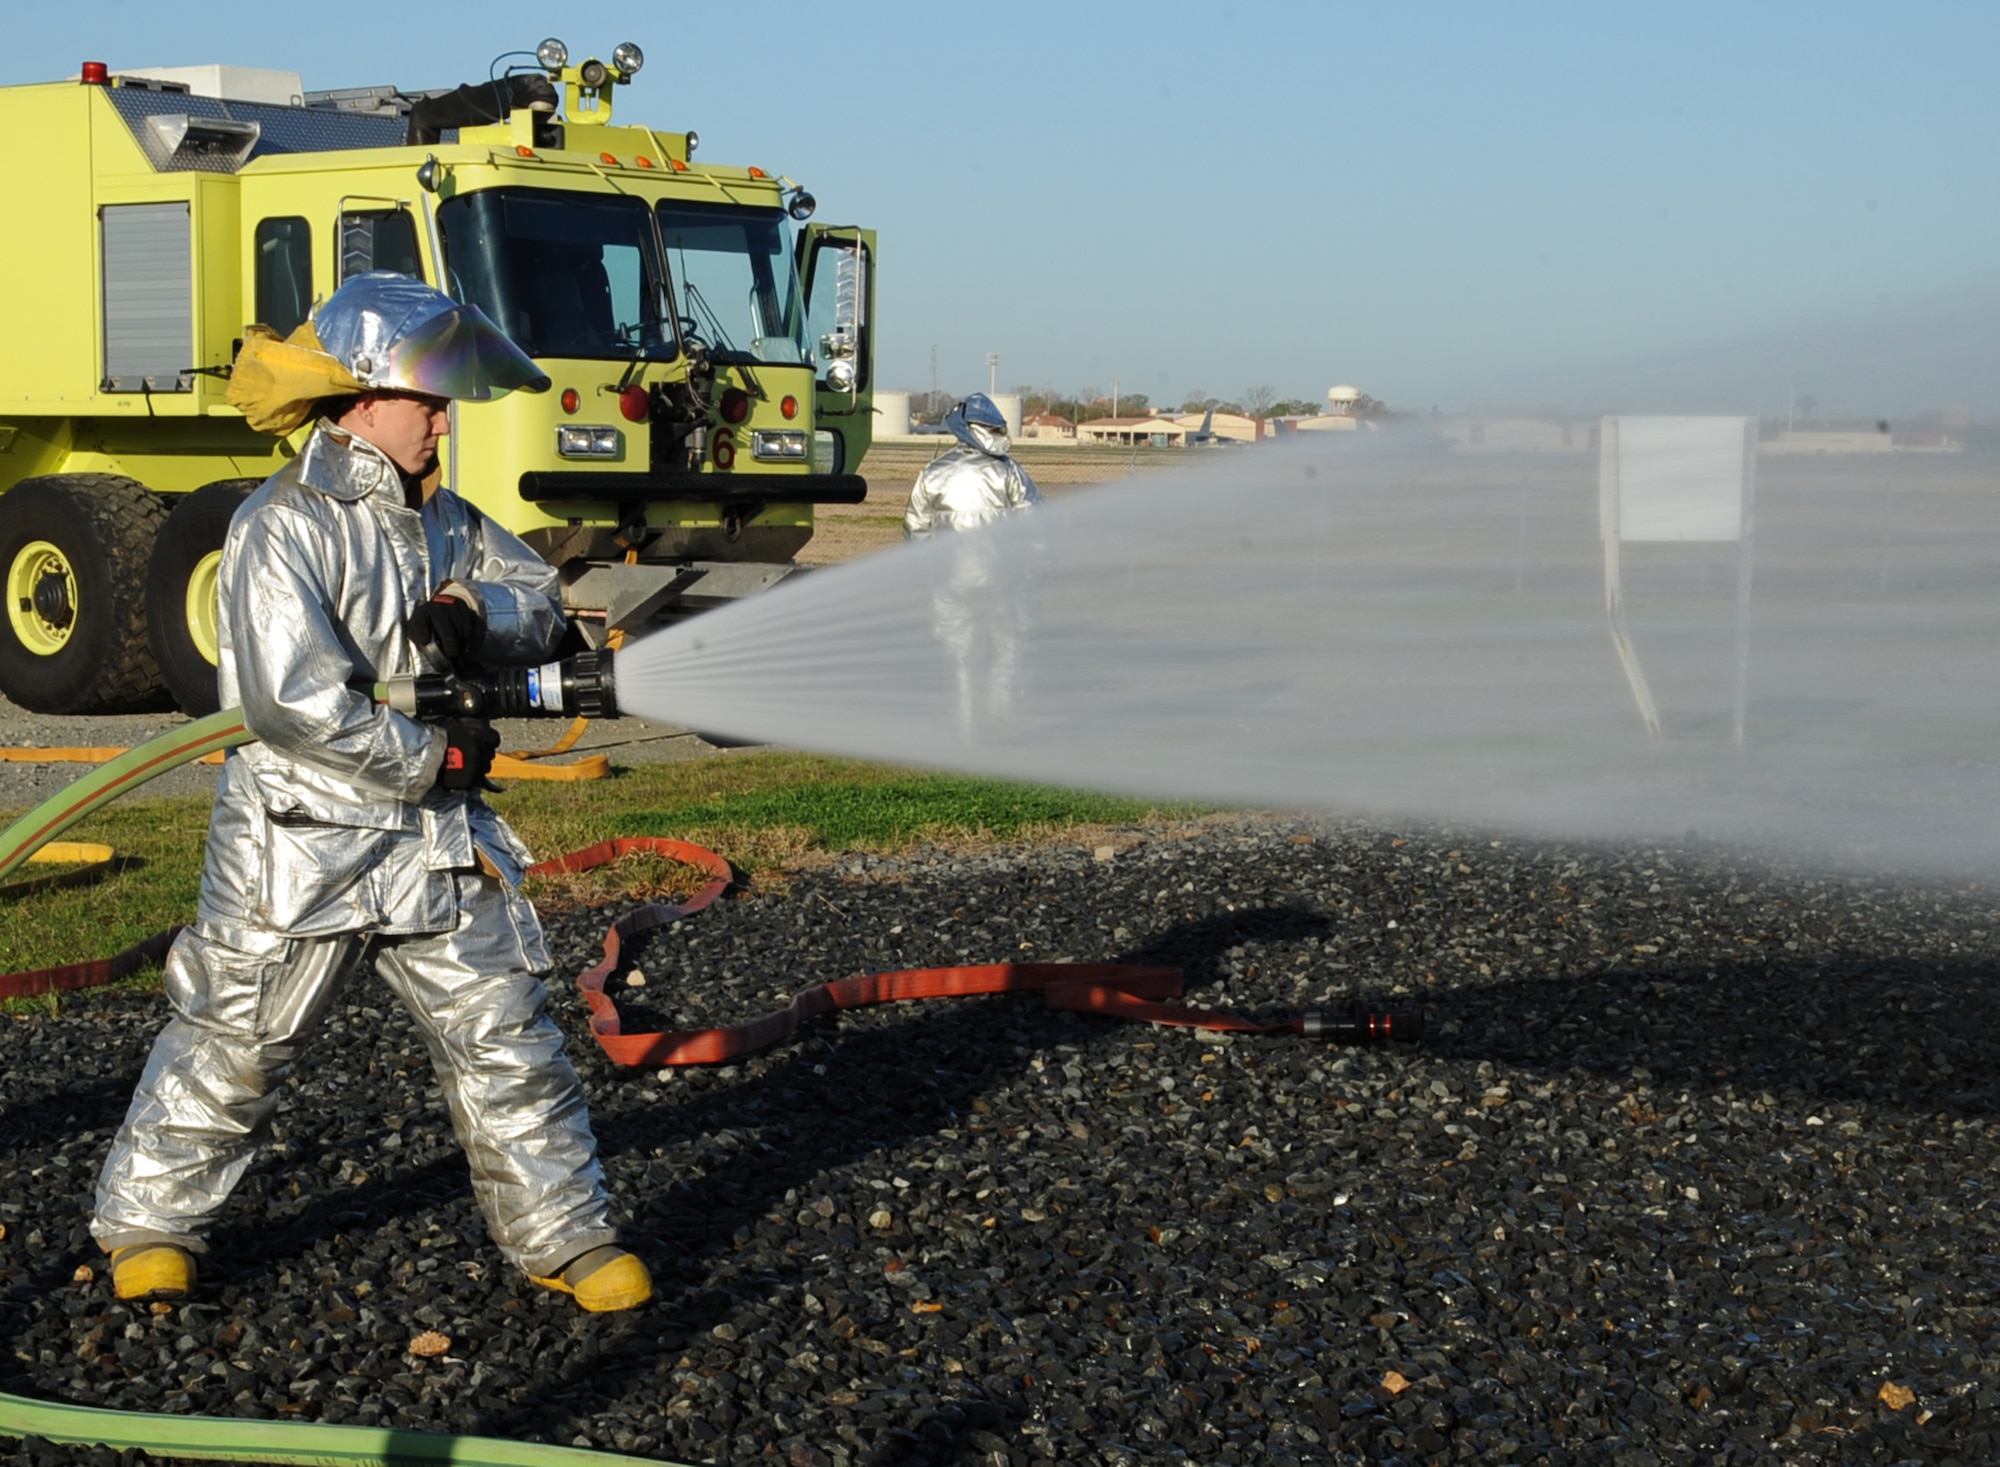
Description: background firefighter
xmin=902 ymin=393 xmax=1045 ymax=739
xmin=91 ymin=273 xmax=651 ymax=1314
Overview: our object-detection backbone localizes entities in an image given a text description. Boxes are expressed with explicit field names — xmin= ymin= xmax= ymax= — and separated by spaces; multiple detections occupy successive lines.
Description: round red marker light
xmin=780 ymin=395 xmax=798 ymax=420
xmin=618 ymin=385 xmax=650 ymax=423
xmin=719 ymin=388 xmax=751 ymax=425
xmin=560 ymin=388 xmax=580 ymax=414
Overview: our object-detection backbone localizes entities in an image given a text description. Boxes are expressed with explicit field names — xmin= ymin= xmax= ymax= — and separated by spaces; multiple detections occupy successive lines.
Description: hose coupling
xmin=1300 ymin=1002 xmax=1425 ymax=1045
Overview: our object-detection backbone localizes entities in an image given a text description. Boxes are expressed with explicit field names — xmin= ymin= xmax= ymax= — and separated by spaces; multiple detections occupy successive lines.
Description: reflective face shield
xmin=377 ymin=303 xmax=552 ymax=401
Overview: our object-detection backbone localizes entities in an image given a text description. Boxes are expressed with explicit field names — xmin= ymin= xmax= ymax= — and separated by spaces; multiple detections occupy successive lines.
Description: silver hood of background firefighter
xmin=945 ymin=392 xmax=1012 ymax=457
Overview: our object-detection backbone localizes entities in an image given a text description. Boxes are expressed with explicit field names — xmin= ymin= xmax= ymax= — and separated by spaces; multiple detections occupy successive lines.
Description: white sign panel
xmin=1603 ymin=416 xmax=1750 ymax=542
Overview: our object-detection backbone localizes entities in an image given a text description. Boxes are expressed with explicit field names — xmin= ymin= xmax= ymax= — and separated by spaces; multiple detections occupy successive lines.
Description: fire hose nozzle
xmin=1300 ymin=1002 xmax=1425 ymax=1045
xmin=379 ymin=648 xmax=619 ymax=722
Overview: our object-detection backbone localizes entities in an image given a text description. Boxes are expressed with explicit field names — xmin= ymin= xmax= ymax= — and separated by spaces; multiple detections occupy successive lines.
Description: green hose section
xmin=1 ymin=711 xmax=702 ymax=1466
xmin=0 ymin=1387 xmax=683 ymax=1465
xmin=0 ymin=711 xmax=253 ymax=887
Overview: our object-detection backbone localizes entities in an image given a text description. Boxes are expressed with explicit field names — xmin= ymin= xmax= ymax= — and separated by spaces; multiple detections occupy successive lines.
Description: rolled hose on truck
xmin=0 ymin=646 xmax=1422 ymax=1466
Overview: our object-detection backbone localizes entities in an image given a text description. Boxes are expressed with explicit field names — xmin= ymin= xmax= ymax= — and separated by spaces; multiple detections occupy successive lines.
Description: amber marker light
xmin=516 ymin=145 xmax=535 ymax=158
xmin=618 ymin=386 xmax=650 ymax=423
xmin=635 ymin=156 xmax=656 ymax=169
xmin=599 ymin=152 xmax=618 ymax=165
xmin=780 ymin=395 xmax=799 ymax=420
xmin=560 ymin=388 xmax=580 ymax=414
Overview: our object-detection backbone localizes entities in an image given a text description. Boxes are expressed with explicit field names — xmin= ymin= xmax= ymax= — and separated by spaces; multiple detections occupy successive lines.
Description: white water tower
xmin=875 ymin=390 xmax=911 ymax=437
xmin=1328 ymin=384 xmax=1363 ymax=417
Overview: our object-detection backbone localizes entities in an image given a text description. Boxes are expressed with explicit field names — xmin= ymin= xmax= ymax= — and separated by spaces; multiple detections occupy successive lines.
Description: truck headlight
xmin=612 ymin=42 xmax=644 ymax=77
xmin=537 ymin=37 xmax=569 ymax=71
xmin=556 ymin=425 xmax=622 ymax=459
xmin=750 ymin=430 xmax=808 ymax=461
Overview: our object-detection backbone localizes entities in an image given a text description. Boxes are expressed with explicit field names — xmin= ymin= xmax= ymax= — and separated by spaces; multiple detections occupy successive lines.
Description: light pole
xmin=987 ymin=352 xmax=999 ymax=397
xmin=1112 ymin=376 xmax=1120 ymax=417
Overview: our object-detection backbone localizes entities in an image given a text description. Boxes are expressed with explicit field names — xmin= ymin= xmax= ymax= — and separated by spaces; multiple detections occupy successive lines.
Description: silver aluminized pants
xmin=91 ymin=873 xmax=616 ymax=1279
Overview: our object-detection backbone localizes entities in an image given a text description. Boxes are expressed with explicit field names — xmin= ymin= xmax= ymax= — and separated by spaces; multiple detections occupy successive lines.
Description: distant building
xmin=1170 ymin=410 xmax=1264 ymax=443
xmin=1022 ymin=412 xmax=1075 ymax=441
xmin=1441 ymin=418 xmax=1593 ymax=453
xmin=1891 ymin=424 xmax=1967 ymax=453
xmin=1277 ymin=413 xmax=1359 ymax=434
xmin=1077 ymin=415 xmax=1188 ymax=447
xmin=1760 ymin=420 xmax=1893 ymax=456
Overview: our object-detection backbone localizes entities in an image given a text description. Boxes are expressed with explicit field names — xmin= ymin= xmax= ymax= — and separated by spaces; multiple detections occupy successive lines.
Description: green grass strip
xmin=621 ymin=773 xmax=1188 ymax=849
xmin=0 ymin=1387 xmax=685 ymax=1466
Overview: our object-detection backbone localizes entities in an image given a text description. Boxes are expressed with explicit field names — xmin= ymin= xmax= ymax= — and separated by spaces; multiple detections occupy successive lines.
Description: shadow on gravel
xmin=0 ymin=1075 xmax=137 ymax=1146
xmin=455 ymin=905 xmax=1336 ymax=1455
xmin=1112 ymin=904 xmax=1334 ymax=988
xmin=1440 ymin=952 xmax=2000 ymax=1116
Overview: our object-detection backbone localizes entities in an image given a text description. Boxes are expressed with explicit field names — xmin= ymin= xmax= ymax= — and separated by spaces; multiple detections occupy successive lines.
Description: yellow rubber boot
xmin=530 ymin=1245 xmax=652 ymax=1313
xmin=110 ymin=1244 xmax=197 ymax=1302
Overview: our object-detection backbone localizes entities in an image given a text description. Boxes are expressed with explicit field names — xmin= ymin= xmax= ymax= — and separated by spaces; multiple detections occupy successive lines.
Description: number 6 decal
xmin=714 ymin=426 xmax=737 ymax=470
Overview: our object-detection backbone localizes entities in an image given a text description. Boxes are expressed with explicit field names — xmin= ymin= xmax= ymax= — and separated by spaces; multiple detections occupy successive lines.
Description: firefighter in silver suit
xmin=904 ymin=394 xmax=1044 ymax=737
xmin=92 ymin=273 xmax=651 ymax=1313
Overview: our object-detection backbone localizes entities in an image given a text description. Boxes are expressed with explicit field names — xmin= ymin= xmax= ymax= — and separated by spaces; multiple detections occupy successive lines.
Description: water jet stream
xmin=618 ymin=430 xmax=2000 ymax=877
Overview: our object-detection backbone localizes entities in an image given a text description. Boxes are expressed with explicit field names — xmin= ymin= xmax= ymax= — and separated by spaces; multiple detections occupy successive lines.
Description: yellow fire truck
xmin=0 ymin=40 xmax=875 ymax=714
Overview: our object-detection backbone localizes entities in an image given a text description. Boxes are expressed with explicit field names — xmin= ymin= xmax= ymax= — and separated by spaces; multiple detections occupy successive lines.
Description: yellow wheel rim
xmin=183 ymin=549 xmax=223 ymax=667
xmin=5 ymin=539 xmax=77 ymax=656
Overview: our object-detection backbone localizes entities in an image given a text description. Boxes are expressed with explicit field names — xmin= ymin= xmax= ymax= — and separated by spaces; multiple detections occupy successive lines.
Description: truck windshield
xmin=655 ymin=202 xmax=805 ymax=366
xmin=436 ymin=188 xmax=675 ymax=360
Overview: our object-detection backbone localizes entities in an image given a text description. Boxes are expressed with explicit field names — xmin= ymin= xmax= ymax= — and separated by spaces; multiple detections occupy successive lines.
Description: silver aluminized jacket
xmin=93 ymin=425 xmax=618 ymax=1278
xmin=903 ymin=417 xmax=1044 ymax=738
xmin=902 ymin=417 xmax=1042 ymax=539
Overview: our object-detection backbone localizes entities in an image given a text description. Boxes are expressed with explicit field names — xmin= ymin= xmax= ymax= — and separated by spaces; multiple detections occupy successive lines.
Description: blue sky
xmin=13 ymin=1 xmax=1998 ymax=415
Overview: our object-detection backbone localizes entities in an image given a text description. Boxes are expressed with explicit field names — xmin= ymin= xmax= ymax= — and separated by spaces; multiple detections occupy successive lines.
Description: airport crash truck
xmin=0 ymin=41 xmax=875 ymax=715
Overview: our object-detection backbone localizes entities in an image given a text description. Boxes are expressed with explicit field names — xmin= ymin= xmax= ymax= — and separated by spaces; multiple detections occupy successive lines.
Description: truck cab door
xmin=797 ymin=226 xmax=876 ymax=474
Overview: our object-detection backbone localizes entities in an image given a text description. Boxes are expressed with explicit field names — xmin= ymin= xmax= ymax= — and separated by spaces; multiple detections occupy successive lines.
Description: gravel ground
xmin=2 ymin=817 xmax=1998 ymax=1466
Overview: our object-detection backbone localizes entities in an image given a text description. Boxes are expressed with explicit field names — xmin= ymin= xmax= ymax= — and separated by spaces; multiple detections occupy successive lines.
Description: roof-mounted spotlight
xmin=787 ymin=188 xmax=817 ymax=222
xmin=536 ymin=37 xmax=569 ymax=72
xmin=685 ymin=130 xmax=699 ymax=155
xmin=612 ymin=42 xmax=644 ymax=78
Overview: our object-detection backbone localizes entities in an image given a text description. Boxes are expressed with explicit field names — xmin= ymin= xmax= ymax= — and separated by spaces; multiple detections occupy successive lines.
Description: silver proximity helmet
xmin=945 ymin=392 xmax=1011 ymax=454
xmin=312 ymin=271 xmax=551 ymax=401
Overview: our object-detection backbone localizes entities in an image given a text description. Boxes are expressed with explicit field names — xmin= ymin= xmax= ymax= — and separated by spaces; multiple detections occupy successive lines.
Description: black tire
xmin=0 ymin=474 xmax=168 ymax=714
xmin=147 ymin=480 xmax=259 ymax=717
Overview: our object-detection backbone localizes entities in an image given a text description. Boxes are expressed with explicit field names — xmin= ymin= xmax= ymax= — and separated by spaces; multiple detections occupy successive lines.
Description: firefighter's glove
xmin=437 ymin=720 xmax=501 ymax=792
xmin=406 ymin=594 xmax=486 ymax=664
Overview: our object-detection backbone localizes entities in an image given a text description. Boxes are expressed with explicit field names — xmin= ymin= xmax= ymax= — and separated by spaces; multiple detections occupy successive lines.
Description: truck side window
xmin=254 ymin=217 xmax=312 ymax=337
xmin=340 ymin=210 xmax=423 ymax=284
